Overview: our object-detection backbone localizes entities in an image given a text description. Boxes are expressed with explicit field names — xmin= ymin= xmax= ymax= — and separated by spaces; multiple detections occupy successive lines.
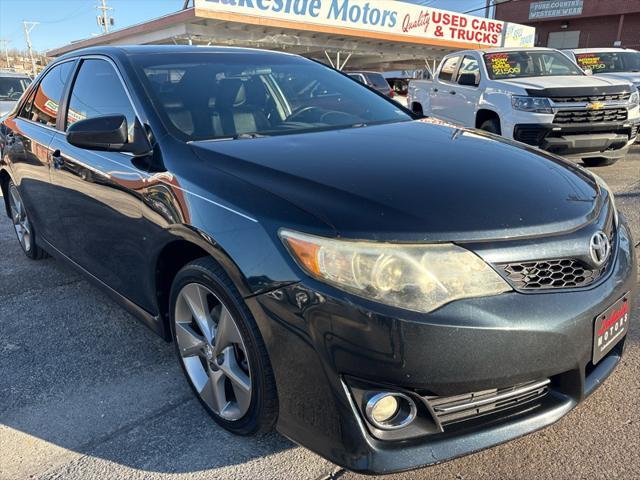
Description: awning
xmin=48 ymin=0 xmax=535 ymax=71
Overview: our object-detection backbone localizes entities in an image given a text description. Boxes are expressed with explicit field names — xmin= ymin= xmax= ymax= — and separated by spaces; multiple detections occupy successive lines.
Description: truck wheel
xmin=582 ymin=157 xmax=619 ymax=167
xmin=412 ymin=103 xmax=423 ymax=116
xmin=479 ymin=118 xmax=501 ymax=135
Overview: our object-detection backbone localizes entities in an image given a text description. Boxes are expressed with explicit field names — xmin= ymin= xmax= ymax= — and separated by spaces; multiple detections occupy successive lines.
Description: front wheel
xmin=169 ymin=257 xmax=278 ymax=435
xmin=479 ymin=118 xmax=501 ymax=135
xmin=7 ymin=181 xmax=47 ymax=260
xmin=582 ymin=157 xmax=620 ymax=167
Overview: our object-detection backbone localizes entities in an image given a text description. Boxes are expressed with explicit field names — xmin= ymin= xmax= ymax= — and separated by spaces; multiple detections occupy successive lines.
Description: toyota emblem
xmin=589 ymin=231 xmax=610 ymax=267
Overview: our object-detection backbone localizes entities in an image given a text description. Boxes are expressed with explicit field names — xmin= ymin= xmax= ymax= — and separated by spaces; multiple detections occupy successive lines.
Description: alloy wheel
xmin=8 ymin=184 xmax=32 ymax=253
xmin=174 ymin=282 xmax=252 ymax=421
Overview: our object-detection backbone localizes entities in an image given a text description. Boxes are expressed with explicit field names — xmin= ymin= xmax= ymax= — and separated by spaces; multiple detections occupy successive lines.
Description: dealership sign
xmin=195 ymin=0 xmax=535 ymax=48
xmin=529 ymin=0 xmax=583 ymax=20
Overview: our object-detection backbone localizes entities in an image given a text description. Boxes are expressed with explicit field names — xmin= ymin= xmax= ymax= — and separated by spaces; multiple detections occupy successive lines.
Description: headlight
xmin=280 ymin=230 xmax=511 ymax=314
xmin=511 ymin=95 xmax=553 ymax=114
xmin=628 ymin=90 xmax=639 ymax=106
xmin=590 ymin=172 xmax=619 ymax=226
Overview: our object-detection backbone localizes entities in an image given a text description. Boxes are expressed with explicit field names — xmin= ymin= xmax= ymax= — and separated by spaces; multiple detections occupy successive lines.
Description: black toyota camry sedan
xmin=0 ymin=46 xmax=636 ymax=474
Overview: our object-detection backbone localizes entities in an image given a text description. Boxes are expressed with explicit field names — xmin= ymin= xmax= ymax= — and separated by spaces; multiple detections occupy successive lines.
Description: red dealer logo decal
xmin=597 ymin=300 xmax=629 ymax=352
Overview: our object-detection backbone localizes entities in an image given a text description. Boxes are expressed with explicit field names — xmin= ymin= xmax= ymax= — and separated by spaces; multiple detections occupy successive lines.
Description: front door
xmin=49 ymin=57 xmax=155 ymax=312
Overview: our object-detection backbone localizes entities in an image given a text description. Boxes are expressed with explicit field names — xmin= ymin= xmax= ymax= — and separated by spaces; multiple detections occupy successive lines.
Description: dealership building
xmin=495 ymin=0 xmax=640 ymax=49
xmin=48 ymin=0 xmax=534 ymax=73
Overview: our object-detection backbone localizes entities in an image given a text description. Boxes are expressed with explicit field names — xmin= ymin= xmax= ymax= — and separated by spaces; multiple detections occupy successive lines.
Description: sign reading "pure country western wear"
xmin=196 ymin=0 xmax=535 ymax=48
xmin=529 ymin=0 xmax=584 ymax=20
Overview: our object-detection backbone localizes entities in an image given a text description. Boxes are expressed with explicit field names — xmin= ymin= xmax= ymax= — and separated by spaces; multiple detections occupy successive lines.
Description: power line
xmin=464 ymin=0 xmax=513 ymax=16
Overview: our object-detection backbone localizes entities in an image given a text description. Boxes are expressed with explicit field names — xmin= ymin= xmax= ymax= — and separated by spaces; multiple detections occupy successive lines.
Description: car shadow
xmin=0 ymin=207 xmax=317 ymax=477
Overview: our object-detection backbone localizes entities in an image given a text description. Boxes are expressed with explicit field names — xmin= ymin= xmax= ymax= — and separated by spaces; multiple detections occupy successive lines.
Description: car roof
xmin=0 ymin=70 xmax=31 ymax=78
xmin=568 ymin=47 xmax=639 ymax=54
xmin=54 ymin=44 xmax=297 ymax=62
xmin=443 ymin=47 xmax=557 ymax=58
xmin=480 ymin=47 xmax=558 ymax=54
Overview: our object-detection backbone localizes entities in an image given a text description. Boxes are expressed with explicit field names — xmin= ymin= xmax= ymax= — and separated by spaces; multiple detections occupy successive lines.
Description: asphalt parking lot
xmin=1 ymin=149 xmax=639 ymax=480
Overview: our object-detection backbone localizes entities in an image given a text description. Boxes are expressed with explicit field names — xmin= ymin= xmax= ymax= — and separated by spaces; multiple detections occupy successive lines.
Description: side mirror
xmin=67 ymin=114 xmax=151 ymax=156
xmin=458 ymin=73 xmax=479 ymax=87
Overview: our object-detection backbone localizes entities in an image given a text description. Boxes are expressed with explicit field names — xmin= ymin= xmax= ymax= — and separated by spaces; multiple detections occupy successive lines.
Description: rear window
xmin=0 ymin=76 xmax=30 ymax=101
xmin=438 ymin=56 xmax=460 ymax=82
xmin=364 ymin=73 xmax=389 ymax=89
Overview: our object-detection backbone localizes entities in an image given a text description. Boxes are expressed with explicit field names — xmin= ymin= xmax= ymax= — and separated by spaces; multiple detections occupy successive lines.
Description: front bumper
xmin=513 ymin=121 xmax=639 ymax=159
xmin=247 ymin=220 xmax=637 ymax=474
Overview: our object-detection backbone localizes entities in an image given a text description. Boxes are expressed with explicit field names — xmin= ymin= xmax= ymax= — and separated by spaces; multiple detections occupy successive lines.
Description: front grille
xmin=554 ymin=108 xmax=627 ymax=124
xmin=500 ymin=258 xmax=604 ymax=290
xmin=552 ymin=93 xmax=631 ymax=103
xmin=426 ymin=379 xmax=550 ymax=427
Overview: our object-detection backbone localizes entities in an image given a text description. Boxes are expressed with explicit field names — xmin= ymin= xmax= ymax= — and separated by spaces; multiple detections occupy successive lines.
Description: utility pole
xmin=96 ymin=0 xmax=114 ymax=34
xmin=23 ymin=21 xmax=39 ymax=77
xmin=485 ymin=0 xmax=492 ymax=18
xmin=0 ymin=39 xmax=10 ymax=68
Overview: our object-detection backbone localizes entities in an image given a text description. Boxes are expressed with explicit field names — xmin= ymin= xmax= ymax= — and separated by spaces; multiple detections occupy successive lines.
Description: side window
xmin=27 ymin=61 xmax=74 ymax=128
xmin=438 ymin=56 xmax=460 ymax=83
xmin=456 ymin=56 xmax=480 ymax=85
xmin=66 ymin=59 xmax=136 ymax=138
xmin=18 ymin=88 xmax=37 ymax=120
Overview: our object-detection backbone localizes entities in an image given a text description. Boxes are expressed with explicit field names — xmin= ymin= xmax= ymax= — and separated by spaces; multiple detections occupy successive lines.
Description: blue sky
xmin=0 ymin=0 xmax=491 ymax=53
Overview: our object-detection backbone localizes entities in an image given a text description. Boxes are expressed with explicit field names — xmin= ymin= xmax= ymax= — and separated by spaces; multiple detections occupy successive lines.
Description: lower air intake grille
xmin=499 ymin=258 xmax=604 ymax=290
xmin=426 ymin=379 xmax=550 ymax=427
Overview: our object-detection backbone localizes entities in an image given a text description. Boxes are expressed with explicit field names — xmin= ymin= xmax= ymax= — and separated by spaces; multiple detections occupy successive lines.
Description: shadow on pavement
xmin=0 ymin=209 xmax=298 ymax=477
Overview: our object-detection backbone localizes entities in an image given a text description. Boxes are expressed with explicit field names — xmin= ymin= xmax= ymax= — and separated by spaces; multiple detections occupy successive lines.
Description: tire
xmin=7 ymin=181 xmax=48 ymax=260
xmin=479 ymin=118 xmax=501 ymax=135
xmin=169 ymin=257 xmax=278 ymax=435
xmin=412 ymin=103 xmax=423 ymax=116
xmin=582 ymin=157 xmax=619 ymax=167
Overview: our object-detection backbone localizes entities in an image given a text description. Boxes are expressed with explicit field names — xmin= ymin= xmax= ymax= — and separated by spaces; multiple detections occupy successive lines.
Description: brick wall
xmin=531 ymin=13 xmax=640 ymax=48
xmin=495 ymin=0 xmax=640 ymax=48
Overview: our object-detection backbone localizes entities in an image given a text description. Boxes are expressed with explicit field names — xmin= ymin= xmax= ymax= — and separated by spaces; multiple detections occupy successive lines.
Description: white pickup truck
xmin=563 ymin=48 xmax=640 ymax=90
xmin=408 ymin=47 xmax=640 ymax=166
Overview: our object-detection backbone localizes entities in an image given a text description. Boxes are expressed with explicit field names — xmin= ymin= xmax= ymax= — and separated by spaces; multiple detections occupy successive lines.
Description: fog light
xmin=365 ymin=392 xmax=417 ymax=430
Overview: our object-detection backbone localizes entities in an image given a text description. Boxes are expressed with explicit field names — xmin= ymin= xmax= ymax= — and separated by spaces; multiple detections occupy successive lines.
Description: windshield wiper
xmin=231 ymin=132 xmax=269 ymax=140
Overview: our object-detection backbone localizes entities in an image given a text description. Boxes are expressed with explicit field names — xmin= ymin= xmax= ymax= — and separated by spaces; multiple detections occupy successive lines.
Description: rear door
xmin=48 ymin=56 xmax=155 ymax=311
xmin=430 ymin=56 xmax=461 ymax=122
xmin=3 ymin=60 xmax=75 ymax=246
xmin=448 ymin=55 xmax=482 ymax=126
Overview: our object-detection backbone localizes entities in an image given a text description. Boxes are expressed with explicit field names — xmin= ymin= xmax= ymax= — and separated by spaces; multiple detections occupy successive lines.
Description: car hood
xmin=595 ymin=71 xmax=640 ymax=87
xmin=0 ymin=100 xmax=17 ymax=117
xmin=190 ymin=120 xmax=600 ymax=242
xmin=496 ymin=74 xmax=633 ymax=92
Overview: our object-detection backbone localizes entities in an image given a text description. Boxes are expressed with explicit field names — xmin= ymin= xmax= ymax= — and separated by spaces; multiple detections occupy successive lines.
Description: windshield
xmin=483 ymin=51 xmax=584 ymax=80
xmin=134 ymin=53 xmax=411 ymax=142
xmin=574 ymin=51 xmax=640 ymax=73
xmin=0 ymin=76 xmax=30 ymax=101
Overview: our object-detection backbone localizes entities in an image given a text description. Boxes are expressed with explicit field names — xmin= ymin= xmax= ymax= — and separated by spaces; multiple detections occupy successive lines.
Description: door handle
xmin=449 ymin=90 xmax=457 ymax=95
xmin=51 ymin=150 xmax=64 ymax=169
xmin=433 ymin=88 xmax=439 ymax=92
